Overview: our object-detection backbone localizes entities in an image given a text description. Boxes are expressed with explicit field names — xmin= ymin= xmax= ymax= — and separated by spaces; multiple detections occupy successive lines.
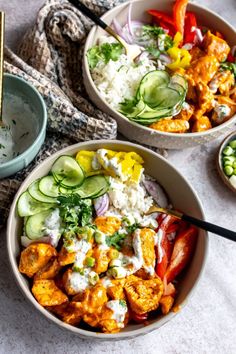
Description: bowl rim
xmin=0 ymin=73 xmax=47 ymax=168
xmin=83 ymin=0 xmax=236 ymax=139
xmin=6 ymin=139 xmax=209 ymax=339
xmin=216 ymin=130 xmax=236 ymax=193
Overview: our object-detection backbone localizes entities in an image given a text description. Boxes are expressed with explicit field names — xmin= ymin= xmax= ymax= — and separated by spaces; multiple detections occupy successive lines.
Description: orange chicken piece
xmin=58 ymin=246 xmax=76 ymax=266
xmin=95 ymin=216 xmax=121 ymax=235
xmin=203 ymin=31 xmax=230 ymax=62
xmin=34 ymin=257 xmax=61 ymax=280
xmin=32 ymin=279 xmax=68 ymax=307
xmin=150 ymin=119 xmax=189 ymax=133
xmin=186 ymin=54 xmax=219 ymax=86
xmin=19 ymin=243 xmax=57 ymax=278
xmin=124 ymin=275 xmax=163 ymax=314
xmin=192 ymin=116 xmax=212 ymax=132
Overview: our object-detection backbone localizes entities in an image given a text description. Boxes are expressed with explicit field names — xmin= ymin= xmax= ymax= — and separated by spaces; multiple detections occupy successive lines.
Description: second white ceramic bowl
xmin=83 ymin=0 xmax=236 ymax=149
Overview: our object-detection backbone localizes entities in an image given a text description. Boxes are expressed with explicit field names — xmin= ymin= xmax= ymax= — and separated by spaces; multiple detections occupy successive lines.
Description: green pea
xmin=224 ymin=165 xmax=234 ymax=176
xmin=229 ymin=140 xmax=236 ymax=149
xmin=223 ymin=146 xmax=234 ymax=156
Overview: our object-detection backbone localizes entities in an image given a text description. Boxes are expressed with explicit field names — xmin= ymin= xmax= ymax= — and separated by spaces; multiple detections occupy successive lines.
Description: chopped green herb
xmin=126 ymin=223 xmax=140 ymax=234
xmin=142 ymin=25 xmax=173 ymax=51
xmin=142 ymin=25 xmax=165 ymax=37
xmin=20 ymin=132 xmax=29 ymax=139
xmin=119 ymin=299 xmax=127 ymax=308
xmin=57 ymin=194 xmax=93 ymax=234
xmin=87 ymin=42 xmax=123 ymax=69
xmin=220 ymin=62 xmax=236 ymax=77
xmin=0 ymin=143 xmax=5 ymax=149
xmin=12 ymin=119 xmax=16 ymax=125
xmin=146 ymin=44 xmax=161 ymax=58
xmin=106 ymin=231 xmax=126 ymax=251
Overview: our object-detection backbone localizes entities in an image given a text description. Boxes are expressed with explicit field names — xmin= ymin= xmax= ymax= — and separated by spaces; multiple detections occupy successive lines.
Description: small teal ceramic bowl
xmin=0 ymin=73 xmax=47 ymax=179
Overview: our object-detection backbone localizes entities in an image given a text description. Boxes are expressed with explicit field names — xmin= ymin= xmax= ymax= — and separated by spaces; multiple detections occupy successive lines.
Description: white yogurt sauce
xmin=0 ymin=93 xmax=39 ymax=164
xmin=155 ymin=229 xmax=164 ymax=264
xmin=101 ymin=277 xmax=113 ymax=288
xmin=44 ymin=208 xmax=62 ymax=247
xmin=214 ymin=104 xmax=231 ymax=122
xmin=69 ymin=268 xmax=91 ymax=292
xmin=106 ymin=300 xmax=128 ymax=328
xmin=73 ymin=239 xmax=92 ymax=268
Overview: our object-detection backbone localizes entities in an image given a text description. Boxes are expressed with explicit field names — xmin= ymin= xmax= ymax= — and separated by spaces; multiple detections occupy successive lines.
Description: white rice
xmin=91 ymin=49 xmax=156 ymax=110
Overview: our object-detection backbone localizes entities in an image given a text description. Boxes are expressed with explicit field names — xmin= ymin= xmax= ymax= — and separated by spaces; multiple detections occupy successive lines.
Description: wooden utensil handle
xmin=0 ymin=12 xmax=5 ymax=120
xmin=182 ymin=214 xmax=236 ymax=242
xmin=68 ymin=0 xmax=107 ymax=30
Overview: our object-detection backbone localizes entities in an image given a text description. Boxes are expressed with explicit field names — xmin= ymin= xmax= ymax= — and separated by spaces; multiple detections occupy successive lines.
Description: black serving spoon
xmin=68 ymin=0 xmax=141 ymax=60
xmin=147 ymin=205 xmax=236 ymax=242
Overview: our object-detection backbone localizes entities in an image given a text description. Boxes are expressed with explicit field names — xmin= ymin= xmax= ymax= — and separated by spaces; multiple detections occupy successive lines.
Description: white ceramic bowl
xmin=83 ymin=0 xmax=236 ymax=149
xmin=7 ymin=140 xmax=208 ymax=340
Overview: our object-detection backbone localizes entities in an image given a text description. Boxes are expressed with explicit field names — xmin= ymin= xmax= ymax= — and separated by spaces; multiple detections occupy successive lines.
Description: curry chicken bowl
xmin=7 ymin=141 xmax=207 ymax=339
xmin=83 ymin=0 xmax=236 ymax=149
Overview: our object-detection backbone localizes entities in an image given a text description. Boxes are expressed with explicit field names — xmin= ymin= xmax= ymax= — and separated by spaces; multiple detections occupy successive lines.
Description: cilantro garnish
xmin=142 ymin=25 xmax=165 ymax=37
xmin=105 ymin=223 xmax=139 ymax=251
xmin=87 ymin=42 xmax=123 ymax=69
xmin=57 ymin=194 xmax=93 ymax=233
xmin=106 ymin=231 xmax=126 ymax=251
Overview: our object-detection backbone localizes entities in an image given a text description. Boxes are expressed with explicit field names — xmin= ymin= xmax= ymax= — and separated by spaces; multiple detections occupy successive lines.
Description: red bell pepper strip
xmin=165 ymin=225 xmax=198 ymax=283
xmin=159 ymin=20 xmax=175 ymax=37
xmin=184 ymin=12 xmax=197 ymax=44
xmin=155 ymin=215 xmax=179 ymax=279
xmin=147 ymin=9 xmax=175 ymax=27
xmin=173 ymin=0 xmax=189 ymax=35
xmin=227 ymin=53 xmax=235 ymax=63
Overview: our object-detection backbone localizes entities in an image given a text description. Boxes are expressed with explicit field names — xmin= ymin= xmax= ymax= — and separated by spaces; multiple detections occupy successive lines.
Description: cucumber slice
xmin=76 ymin=175 xmax=109 ymax=199
xmin=17 ymin=191 xmax=54 ymax=217
xmin=131 ymin=118 xmax=164 ymax=125
xmin=145 ymin=87 xmax=181 ymax=109
xmin=171 ymin=74 xmax=188 ymax=90
xmin=25 ymin=209 xmax=54 ymax=240
xmin=168 ymin=82 xmax=185 ymax=97
xmin=136 ymin=108 xmax=172 ymax=119
xmin=59 ymin=185 xmax=73 ymax=195
xmin=126 ymin=100 xmax=146 ymax=118
xmin=39 ymin=176 xmax=60 ymax=198
xmin=137 ymin=70 xmax=170 ymax=101
xmin=28 ymin=180 xmax=57 ymax=204
xmin=51 ymin=155 xmax=84 ymax=188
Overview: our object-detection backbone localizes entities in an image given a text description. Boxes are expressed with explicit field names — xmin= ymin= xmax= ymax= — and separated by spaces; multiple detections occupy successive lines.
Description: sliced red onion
xmin=127 ymin=3 xmax=134 ymax=37
xmin=94 ymin=193 xmax=109 ymax=216
xmin=159 ymin=53 xmax=172 ymax=64
xmin=231 ymin=45 xmax=236 ymax=57
xmin=21 ymin=236 xmax=51 ymax=248
xmin=143 ymin=179 xmax=169 ymax=208
xmin=112 ymin=19 xmax=132 ymax=44
xmin=195 ymin=28 xmax=204 ymax=43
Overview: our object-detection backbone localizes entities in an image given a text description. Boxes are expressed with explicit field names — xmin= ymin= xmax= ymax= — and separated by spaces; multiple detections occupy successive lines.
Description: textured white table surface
xmin=0 ymin=1 xmax=236 ymax=353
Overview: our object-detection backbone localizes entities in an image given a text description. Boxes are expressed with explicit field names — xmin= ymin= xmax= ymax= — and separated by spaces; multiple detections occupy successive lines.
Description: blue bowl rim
xmin=0 ymin=73 xmax=47 ymax=169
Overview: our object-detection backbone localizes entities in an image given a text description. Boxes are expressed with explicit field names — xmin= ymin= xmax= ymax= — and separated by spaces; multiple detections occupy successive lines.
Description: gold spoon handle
xmin=0 ymin=12 xmax=5 ymax=122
